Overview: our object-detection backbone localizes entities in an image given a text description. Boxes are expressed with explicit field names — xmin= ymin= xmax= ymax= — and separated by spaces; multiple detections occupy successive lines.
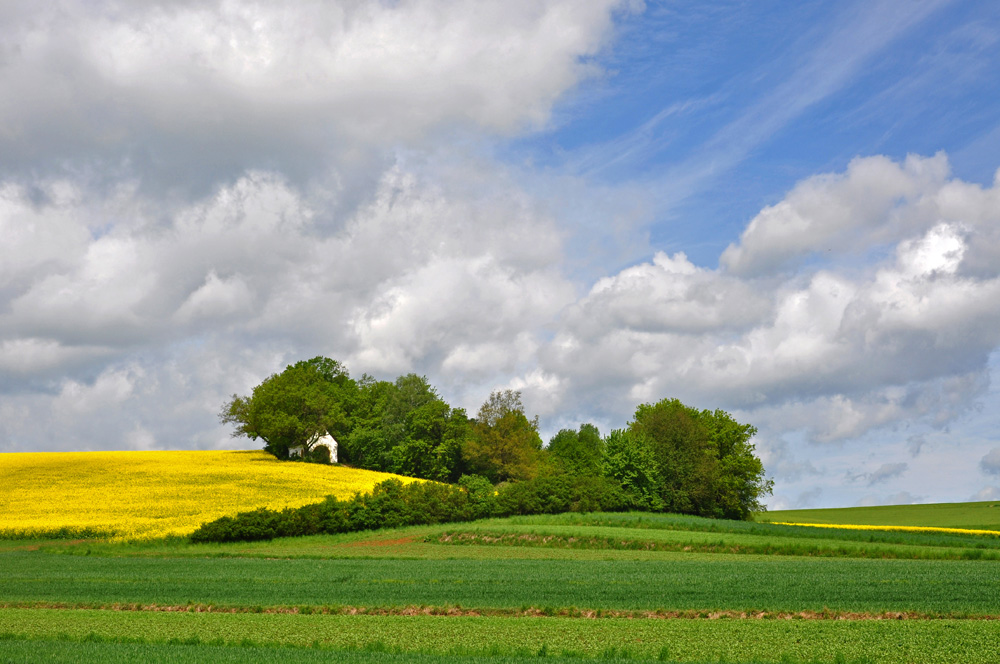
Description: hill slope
xmin=760 ymin=501 xmax=1000 ymax=531
xmin=0 ymin=450 xmax=416 ymax=540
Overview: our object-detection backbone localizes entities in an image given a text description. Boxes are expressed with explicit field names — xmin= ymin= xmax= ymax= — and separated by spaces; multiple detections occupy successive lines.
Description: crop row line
xmin=429 ymin=530 xmax=1000 ymax=560
xmin=773 ymin=522 xmax=1000 ymax=537
xmin=3 ymin=602 xmax=999 ymax=621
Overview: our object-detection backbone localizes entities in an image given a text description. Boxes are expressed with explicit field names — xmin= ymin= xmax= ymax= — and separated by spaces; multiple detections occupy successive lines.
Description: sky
xmin=2 ymin=0 xmax=1000 ymax=510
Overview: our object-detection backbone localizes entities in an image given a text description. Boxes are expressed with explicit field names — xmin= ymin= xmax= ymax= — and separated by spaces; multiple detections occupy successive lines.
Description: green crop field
xmin=760 ymin=500 xmax=1000 ymax=530
xmin=3 ymin=611 xmax=1000 ymax=663
xmin=4 ymin=551 xmax=1000 ymax=615
xmin=3 ymin=505 xmax=1000 ymax=663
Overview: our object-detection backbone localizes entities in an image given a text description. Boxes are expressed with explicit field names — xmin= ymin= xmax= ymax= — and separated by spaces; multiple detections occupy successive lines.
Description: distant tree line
xmin=220 ymin=357 xmax=772 ymax=522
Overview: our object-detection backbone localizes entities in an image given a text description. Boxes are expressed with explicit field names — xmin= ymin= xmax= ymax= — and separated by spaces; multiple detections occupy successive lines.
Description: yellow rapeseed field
xmin=0 ymin=450 xmax=418 ymax=541
xmin=774 ymin=521 xmax=1000 ymax=537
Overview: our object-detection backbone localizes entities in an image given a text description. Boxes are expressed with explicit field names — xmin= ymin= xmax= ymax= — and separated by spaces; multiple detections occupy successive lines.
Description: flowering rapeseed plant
xmin=0 ymin=450 xmax=418 ymax=540
xmin=774 ymin=521 xmax=1000 ymax=537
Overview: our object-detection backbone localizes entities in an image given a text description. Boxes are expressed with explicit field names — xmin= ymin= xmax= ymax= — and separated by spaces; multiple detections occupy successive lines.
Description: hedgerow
xmin=189 ymin=474 xmax=631 ymax=543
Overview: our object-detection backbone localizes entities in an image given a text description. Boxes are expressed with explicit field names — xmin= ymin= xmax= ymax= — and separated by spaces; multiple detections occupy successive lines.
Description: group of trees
xmin=221 ymin=357 xmax=772 ymax=520
xmin=221 ymin=357 xmax=466 ymax=479
xmin=601 ymin=400 xmax=772 ymax=520
xmin=221 ymin=358 xmax=543 ymax=484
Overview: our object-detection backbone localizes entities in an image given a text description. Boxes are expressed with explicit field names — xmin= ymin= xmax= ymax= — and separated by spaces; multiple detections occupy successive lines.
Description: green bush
xmin=189 ymin=509 xmax=282 ymax=543
xmin=457 ymin=474 xmax=497 ymax=520
xmin=495 ymin=474 xmax=629 ymax=516
xmin=190 ymin=473 xmax=632 ymax=543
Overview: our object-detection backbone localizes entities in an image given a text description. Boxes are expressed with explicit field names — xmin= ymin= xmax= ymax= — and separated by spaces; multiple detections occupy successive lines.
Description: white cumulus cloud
xmin=533 ymin=154 xmax=1000 ymax=447
xmin=0 ymin=0 xmax=627 ymax=188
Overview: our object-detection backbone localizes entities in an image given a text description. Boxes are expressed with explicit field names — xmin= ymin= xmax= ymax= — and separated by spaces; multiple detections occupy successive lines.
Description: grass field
xmin=760 ymin=501 xmax=1000 ymax=531
xmin=3 ymin=611 xmax=1000 ymax=663
xmin=428 ymin=512 xmax=1000 ymax=559
xmin=4 ymin=512 xmax=1000 ymax=663
xmin=5 ymin=550 xmax=1000 ymax=614
xmin=0 ymin=450 xmax=416 ymax=540
xmin=2 ymin=451 xmax=999 ymax=662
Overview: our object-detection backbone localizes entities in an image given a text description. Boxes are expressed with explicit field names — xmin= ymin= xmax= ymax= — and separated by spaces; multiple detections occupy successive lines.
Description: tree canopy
xmin=601 ymin=428 xmax=662 ymax=510
xmin=548 ymin=423 xmax=603 ymax=477
xmin=340 ymin=373 xmax=469 ymax=482
xmin=219 ymin=357 xmax=354 ymax=459
xmin=627 ymin=398 xmax=772 ymax=520
xmin=220 ymin=357 xmax=772 ymax=520
xmin=462 ymin=389 xmax=543 ymax=483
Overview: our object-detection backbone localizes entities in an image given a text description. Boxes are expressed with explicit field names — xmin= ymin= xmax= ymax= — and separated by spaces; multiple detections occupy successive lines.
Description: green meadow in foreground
xmin=3 ymin=505 xmax=1000 ymax=663
xmin=3 ymin=612 xmax=1000 ymax=664
xmin=3 ymin=551 xmax=1000 ymax=614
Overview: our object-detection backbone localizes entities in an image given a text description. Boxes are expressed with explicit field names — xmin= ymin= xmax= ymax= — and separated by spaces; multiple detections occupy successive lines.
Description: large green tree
xmin=705 ymin=407 xmax=774 ymax=519
xmin=340 ymin=373 xmax=470 ymax=482
xmin=627 ymin=398 xmax=771 ymax=519
xmin=548 ymin=423 xmax=603 ymax=476
xmin=463 ymin=390 xmax=542 ymax=484
xmin=219 ymin=357 xmax=356 ymax=459
xmin=601 ymin=428 xmax=662 ymax=510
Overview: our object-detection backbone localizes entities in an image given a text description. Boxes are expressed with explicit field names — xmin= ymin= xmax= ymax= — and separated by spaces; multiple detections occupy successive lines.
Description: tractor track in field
xmin=2 ymin=602 xmax=997 ymax=621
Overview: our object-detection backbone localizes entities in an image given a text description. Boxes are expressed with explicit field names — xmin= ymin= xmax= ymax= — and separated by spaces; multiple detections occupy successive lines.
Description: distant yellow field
xmin=0 ymin=450 xmax=417 ymax=541
xmin=773 ymin=521 xmax=1000 ymax=537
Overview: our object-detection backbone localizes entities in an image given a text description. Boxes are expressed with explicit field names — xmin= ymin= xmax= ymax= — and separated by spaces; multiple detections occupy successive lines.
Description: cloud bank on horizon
xmin=2 ymin=0 xmax=1000 ymax=509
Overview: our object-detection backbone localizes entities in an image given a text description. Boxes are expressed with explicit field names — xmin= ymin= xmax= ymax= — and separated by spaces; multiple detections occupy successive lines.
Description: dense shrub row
xmin=189 ymin=474 xmax=632 ymax=543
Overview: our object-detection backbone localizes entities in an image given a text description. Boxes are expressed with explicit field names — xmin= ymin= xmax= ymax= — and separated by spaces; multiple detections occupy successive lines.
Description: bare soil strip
xmin=5 ymin=539 xmax=90 ymax=552
xmin=1 ymin=602 xmax=996 ymax=621
xmin=342 ymin=536 xmax=417 ymax=547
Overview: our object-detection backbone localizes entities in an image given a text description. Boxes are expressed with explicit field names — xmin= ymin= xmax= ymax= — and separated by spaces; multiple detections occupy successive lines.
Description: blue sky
xmin=1 ymin=0 xmax=1000 ymax=509
xmin=521 ymin=0 xmax=1000 ymax=263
